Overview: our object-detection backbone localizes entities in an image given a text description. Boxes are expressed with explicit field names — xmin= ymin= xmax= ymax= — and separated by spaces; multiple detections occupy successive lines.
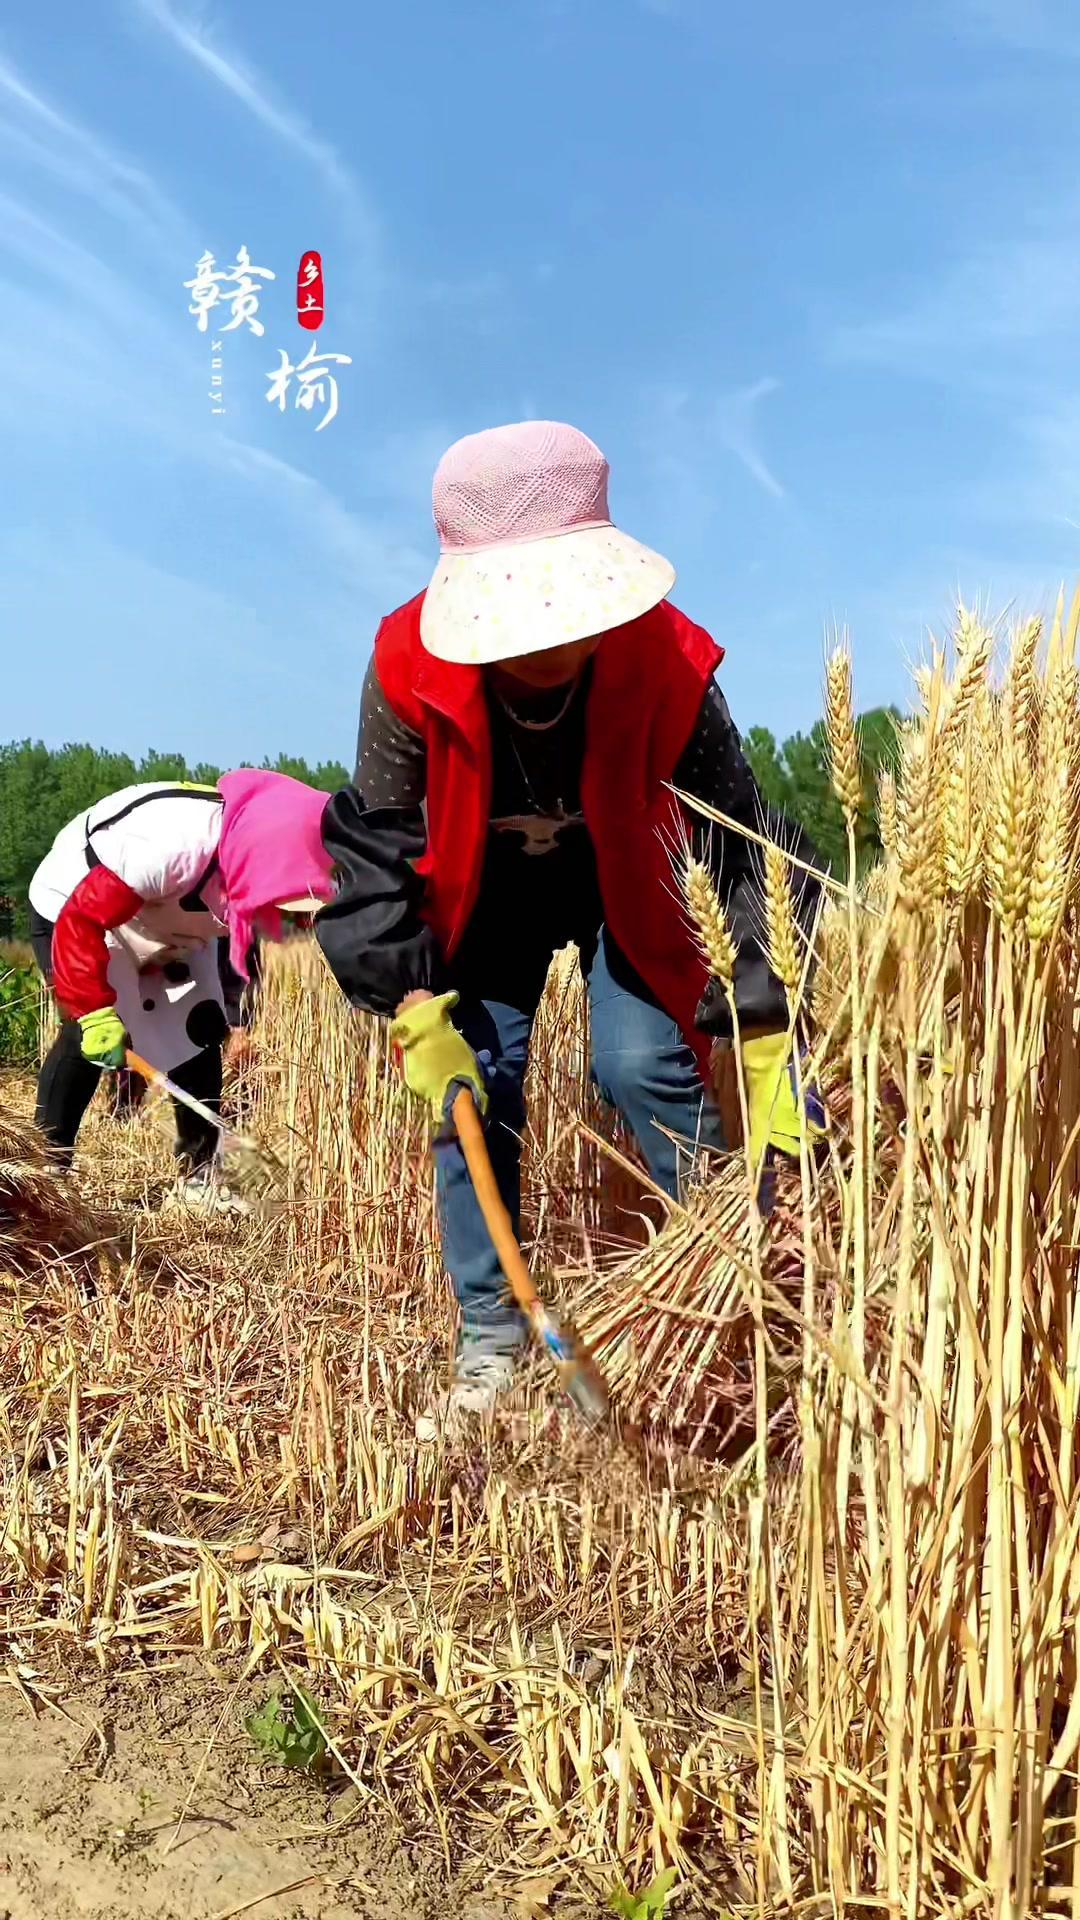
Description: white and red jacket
xmin=29 ymin=783 xmax=228 ymax=1020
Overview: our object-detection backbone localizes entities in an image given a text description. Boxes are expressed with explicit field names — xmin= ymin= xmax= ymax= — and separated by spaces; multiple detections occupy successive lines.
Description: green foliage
xmin=263 ymin=752 xmax=349 ymax=791
xmin=743 ymin=705 xmax=901 ymax=876
xmin=609 ymin=1866 xmax=679 ymax=1918
xmin=0 ymin=962 xmax=41 ymax=1065
xmin=0 ymin=701 xmax=895 ymax=938
xmin=0 ymin=741 xmax=349 ymax=934
xmin=245 ymin=1685 xmax=327 ymax=1771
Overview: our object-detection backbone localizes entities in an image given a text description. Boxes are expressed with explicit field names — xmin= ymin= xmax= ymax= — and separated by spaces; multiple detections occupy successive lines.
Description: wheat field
xmin=3 ymin=601 xmax=1080 ymax=1916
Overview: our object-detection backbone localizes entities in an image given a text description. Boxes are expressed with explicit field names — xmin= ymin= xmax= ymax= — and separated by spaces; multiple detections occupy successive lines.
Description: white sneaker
xmin=163 ymin=1169 xmax=253 ymax=1219
xmin=448 ymin=1340 xmax=520 ymax=1417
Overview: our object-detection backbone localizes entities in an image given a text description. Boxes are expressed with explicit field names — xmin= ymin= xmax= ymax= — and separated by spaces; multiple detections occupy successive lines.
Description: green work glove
xmin=390 ymin=991 xmax=488 ymax=1121
xmin=78 ymin=1006 xmax=127 ymax=1069
xmin=742 ymin=1031 xmax=825 ymax=1166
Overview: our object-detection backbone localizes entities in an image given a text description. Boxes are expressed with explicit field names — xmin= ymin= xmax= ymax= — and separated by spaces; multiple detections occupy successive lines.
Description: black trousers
xmin=30 ymin=908 xmax=222 ymax=1171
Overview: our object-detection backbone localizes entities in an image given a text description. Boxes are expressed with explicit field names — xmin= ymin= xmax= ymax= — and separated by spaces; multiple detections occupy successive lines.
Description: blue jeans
xmin=434 ymin=927 xmax=725 ymax=1348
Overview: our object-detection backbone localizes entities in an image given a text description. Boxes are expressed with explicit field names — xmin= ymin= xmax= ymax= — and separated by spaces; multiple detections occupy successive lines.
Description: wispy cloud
xmin=993 ymin=397 xmax=1080 ymax=531
xmin=830 ymin=223 xmax=1080 ymax=380
xmin=412 ymin=267 xmax=508 ymax=339
xmin=631 ymin=376 xmax=788 ymax=559
xmin=0 ymin=522 xmax=336 ymax=743
xmin=0 ymin=55 xmax=186 ymax=239
xmin=953 ymin=0 xmax=1080 ymax=55
xmin=823 ymin=204 xmax=1080 ymax=578
xmin=218 ymin=439 xmax=431 ymax=607
xmin=131 ymin=0 xmax=382 ymax=338
xmin=355 ymin=424 xmax=455 ymax=504
xmin=0 ymin=90 xmax=412 ymax=641
xmin=715 ymin=376 xmax=786 ymax=500
xmin=0 ymin=191 xmax=182 ymax=349
xmin=0 ymin=262 xmax=426 ymax=622
xmin=418 ymin=269 xmax=505 ymax=310
xmin=133 ymin=0 xmax=373 ymax=215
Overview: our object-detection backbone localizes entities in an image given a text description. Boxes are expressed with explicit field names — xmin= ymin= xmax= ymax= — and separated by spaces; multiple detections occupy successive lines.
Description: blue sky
xmin=3 ymin=0 xmax=1080 ymax=770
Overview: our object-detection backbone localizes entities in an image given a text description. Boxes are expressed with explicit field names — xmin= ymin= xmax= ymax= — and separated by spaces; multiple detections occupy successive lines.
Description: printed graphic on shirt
xmin=489 ymin=808 xmax=585 ymax=855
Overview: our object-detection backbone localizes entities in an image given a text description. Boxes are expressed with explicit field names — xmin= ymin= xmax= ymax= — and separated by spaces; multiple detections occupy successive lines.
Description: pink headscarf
xmin=217 ymin=769 xmax=336 ymax=978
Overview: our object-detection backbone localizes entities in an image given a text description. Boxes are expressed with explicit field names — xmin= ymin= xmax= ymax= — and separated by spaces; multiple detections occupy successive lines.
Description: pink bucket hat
xmin=419 ymin=421 xmax=676 ymax=665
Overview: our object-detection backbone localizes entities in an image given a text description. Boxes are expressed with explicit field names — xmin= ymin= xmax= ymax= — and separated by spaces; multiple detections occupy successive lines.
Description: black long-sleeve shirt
xmin=316 ymin=657 xmax=819 ymax=1036
xmin=216 ymin=938 xmax=260 ymax=1027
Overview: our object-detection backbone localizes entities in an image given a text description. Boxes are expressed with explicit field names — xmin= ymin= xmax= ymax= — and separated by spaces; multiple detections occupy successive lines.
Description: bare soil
xmin=0 ymin=1662 xmax=518 ymax=1920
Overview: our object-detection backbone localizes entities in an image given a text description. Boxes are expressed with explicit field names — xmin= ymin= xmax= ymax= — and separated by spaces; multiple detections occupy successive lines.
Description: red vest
xmin=375 ymin=594 xmax=724 ymax=1073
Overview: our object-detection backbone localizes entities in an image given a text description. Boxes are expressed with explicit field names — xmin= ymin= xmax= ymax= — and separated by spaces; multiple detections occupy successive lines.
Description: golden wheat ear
xmin=681 ymin=854 xmax=736 ymax=987
xmin=825 ymin=641 xmax=861 ymax=829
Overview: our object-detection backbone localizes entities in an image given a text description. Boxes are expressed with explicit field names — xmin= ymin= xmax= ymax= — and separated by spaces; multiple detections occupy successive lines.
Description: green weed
xmin=0 ymin=965 xmax=40 ymax=1066
xmin=245 ymin=1684 xmax=327 ymax=1771
xmin=608 ymin=1866 xmax=679 ymax=1918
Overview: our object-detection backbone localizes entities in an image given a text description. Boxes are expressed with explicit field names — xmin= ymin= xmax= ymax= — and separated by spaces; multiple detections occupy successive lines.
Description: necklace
xmin=492 ymin=679 xmax=578 ymax=732
xmin=492 ymin=690 xmax=572 ymax=822
xmin=501 ymin=721 xmax=556 ymax=816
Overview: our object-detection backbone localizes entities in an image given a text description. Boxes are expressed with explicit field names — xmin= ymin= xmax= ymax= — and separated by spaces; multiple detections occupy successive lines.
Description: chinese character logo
xmin=265 ymin=339 xmax=353 ymax=431
xmin=186 ymin=245 xmax=350 ymax=429
xmin=297 ymin=251 xmax=324 ymax=331
xmin=183 ymin=245 xmax=276 ymax=336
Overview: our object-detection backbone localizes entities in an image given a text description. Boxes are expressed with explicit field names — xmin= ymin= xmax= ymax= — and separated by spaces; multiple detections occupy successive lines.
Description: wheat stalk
xmin=986 ymin=629 xmax=1039 ymax=930
xmin=941 ymin=606 xmax=993 ymax=746
xmin=942 ymin=701 xmax=988 ymax=903
xmin=681 ymin=855 xmax=736 ymax=986
xmin=877 ymin=768 xmax=898 ymax=862
xmin=764 ymin=843 xmax=801 ymax=992
xmin=895 ymin=719 xmax=941 ymax=912
xmin=1012 ymin=614 xmax=1042 ymax=741
xmin=1027 ymin=659 xmax=1079 ymax=944
xmin=826 ymin=644 xmax=862 ymax=829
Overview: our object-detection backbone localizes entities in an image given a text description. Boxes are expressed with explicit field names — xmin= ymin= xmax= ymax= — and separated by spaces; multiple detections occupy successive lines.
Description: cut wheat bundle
xmin=0 ymin=1103 xmax=116 ymax=1285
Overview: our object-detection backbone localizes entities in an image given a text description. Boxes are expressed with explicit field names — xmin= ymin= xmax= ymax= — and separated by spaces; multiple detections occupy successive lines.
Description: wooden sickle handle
xmin=125 ymin=1048 xmax=227 ymax=1141
xmin=124 ymin=1048 xmax=161 ymax=1086
xmin=451 ymin=1088 xmax=542 ymax=1322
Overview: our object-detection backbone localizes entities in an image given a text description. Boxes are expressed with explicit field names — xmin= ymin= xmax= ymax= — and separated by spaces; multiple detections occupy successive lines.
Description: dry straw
xmin=596 ymin=600 xmax=1080 ymax=1912
xmin=0 ymin=951 xmax=753 ymax=1902
xmin=0 ymin=1106 xmax=115 ymax=1286
xmin=5 ymin=599 xmax=1080 ymax=1912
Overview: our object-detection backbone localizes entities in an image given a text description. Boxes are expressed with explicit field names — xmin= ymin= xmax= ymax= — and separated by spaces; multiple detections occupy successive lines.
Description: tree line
xmin=742 ymin=705 xmax=900 ymax=876
xmin=0 ymin=709 xmax=900 ymax=934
